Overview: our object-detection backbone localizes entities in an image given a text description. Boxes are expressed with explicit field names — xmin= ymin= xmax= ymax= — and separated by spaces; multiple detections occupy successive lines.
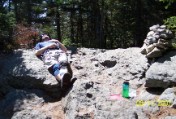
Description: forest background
xmin=0 ymin=0 xmax=176 ymax=52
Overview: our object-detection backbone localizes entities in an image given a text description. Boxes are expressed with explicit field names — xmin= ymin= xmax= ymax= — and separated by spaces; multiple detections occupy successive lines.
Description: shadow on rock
xmin=156 ymin=51 xmax=176 ymax=63
xmin=146 ymin=87 xmax=165 ymax=95
xmin=0 ymin=89 xmax=56 ymax=119
xmin=61 ymin=77 xmax=77 ymax=98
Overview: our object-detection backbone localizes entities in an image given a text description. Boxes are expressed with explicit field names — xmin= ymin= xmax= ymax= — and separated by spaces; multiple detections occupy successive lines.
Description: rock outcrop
xmin=0 ymin=49 xmax=61 ymax=98
xmin=146 ymin=51 xmax=176 ymax=88
xmin=0 ymin=48 xmax=176 ymax=119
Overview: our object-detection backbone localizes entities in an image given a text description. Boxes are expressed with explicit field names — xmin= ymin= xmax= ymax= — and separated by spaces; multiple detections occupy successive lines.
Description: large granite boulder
xmin=0 ymin=89 xmax=64 ymax=119
xmin=0 ymin=50 xmax=64 ymax=119
xmin=0 ymin=48 xmax=176 ymax=119
xmin=0 ymin=49 xmax=61 ymax=98
xmin=62 ymin=48 xmax=150 ymax=119
xmin=72 ymin=48 xmax=149 ymax=88
xmin=145 ymin=51 xmax=176 ymax=88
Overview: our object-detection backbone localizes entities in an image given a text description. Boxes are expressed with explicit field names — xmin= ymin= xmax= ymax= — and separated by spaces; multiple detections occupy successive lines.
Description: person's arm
xmin=35 ymin=46 xmax=48 ymax=56
xmin=35 ymin=44 xmax=57 ymax=56
xmin=50 ymin=39 xmax=67 ymax=52
xmin=59 ymin=42 xmax=67 ymax=52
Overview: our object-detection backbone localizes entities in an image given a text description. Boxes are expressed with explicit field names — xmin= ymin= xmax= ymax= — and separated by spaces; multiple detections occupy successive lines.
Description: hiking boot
xmin=61 ymin=72 xmax=72 ymax=88
xmin=59 ymin=62 xmax=72 ymax=89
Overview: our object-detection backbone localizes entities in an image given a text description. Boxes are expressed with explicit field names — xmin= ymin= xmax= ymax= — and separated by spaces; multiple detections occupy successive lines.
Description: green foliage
xmin=56 ymin=0 xmax=65 ymax=5
xmin=160 ymin=0 xmax=176 ymax=48
xmin=164 ymin=16 xmax=176 ymax=31
xmin=32 ymin=6 xmax=44 ymax=15
xmin=163 ymin=17 xmax=176 ymax=49
xmin=159 ymin=0 xmax=176 ymax=9
xmin=38 ymin=24 xmax=57 ymax=39
xmin=62 ymin=37 xmax=71 ymax=46
xmin=0 ymin=12 xmax=16 ymax=37
xmin=159 ymin=0 xmax=176 ymax=3
xmin=55 ymin=0 xmax=76 ymax=4
xmin=1 ymin=0 xmax=176 ymax=50
xmin=171 ymin=41 xmax=176 ymax=49
xmin=0 ymin=11 xmax=16 ymax=51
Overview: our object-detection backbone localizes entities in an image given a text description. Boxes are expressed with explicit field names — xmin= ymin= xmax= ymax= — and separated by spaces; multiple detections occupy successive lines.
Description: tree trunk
xmin=8 ymin=0 xmax=11 ymax=12
xmin=56 ymin=5 xmax=61 ymax=41
xmin=135 ymin=0 xmax=143 ymax=47
xmin=70 ymin=10 xmax=75 ymax=43
xmin=13 ymin=0 xmax=19 ymax=23
xmin=79 ymin=5 xmax=83 ymax=46
xmin=100 ymin=0 xmax=105 ymax=48
xmin=27 ymin=0 xmax=32 ymax=25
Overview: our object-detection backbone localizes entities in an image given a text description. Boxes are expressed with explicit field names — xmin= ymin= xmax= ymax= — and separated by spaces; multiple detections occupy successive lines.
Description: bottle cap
xmin=124 ymin=79 xmax=130 ymax=82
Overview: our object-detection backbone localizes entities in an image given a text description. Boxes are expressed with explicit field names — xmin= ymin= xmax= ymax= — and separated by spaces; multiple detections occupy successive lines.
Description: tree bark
xmin=79 ymin=5 xmax=83 ymax=46
xmin=70 ymin=10 xmax=75 ymax=43
xmin=135 ymin=0 xmax=143 ymax=47
xmin=8 ymin=0 xmax=11 ymax=12
xmin=56 ymin=5 xmax=62 ymax=41
xmin=27 ymin=0 xmax=32 ymax=25
xmin=13 ymin=0 xmax=19 ymax=23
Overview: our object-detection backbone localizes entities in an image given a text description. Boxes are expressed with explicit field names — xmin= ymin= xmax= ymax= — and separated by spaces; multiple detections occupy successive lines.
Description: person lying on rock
xmin=34 ymin=34 xmax=73 ymax=89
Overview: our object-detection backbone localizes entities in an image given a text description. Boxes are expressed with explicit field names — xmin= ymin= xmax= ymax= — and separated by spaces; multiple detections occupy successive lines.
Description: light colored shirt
xmin=34 ymin=41 xmax=60 ymax=55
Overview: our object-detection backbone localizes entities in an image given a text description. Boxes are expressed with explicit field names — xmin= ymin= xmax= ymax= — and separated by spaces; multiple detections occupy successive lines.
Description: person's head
xmin=41 ymin=34 xmax=50 ymax=41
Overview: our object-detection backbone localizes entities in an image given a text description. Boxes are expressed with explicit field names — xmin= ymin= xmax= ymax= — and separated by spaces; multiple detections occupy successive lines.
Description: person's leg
xmin=51 ymin=63 xmax=71 ymax=88
xmin=67 ymin=64 xmax=73 ymax=78
xmin=45 ymin=50 xmax=71 ymax=84
xmin=58 ymin=53 xmax=72 ymax=88
xmin=51 ymin=64 xmax=61 ymax=81
xmin=59 ymin=64 xmax=71 ymax=88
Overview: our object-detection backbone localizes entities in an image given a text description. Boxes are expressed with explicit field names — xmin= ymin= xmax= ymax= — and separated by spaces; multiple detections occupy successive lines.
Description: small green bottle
xmin=122 ymin=80 xmax=129 ymax=98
